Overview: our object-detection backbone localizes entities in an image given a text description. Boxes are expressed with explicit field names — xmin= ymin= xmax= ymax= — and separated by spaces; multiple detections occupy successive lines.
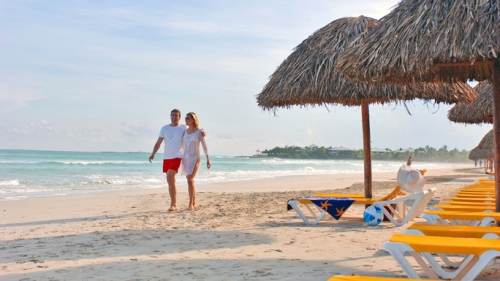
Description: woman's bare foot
xmin=188 ymin=204 xmax=196 ymax=211
xmin=168 ymin=206 xmax=177 ymax=212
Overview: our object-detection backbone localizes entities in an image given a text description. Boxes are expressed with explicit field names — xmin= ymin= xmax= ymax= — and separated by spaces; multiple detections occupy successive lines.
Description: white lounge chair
xmin=372 ymin=188 xmax=436 ymax=227
xmin=404 ymin=223 xmax=500 ymax=239
xmin=287 ymin=188 xmax=435 ymax=226
xmin=383 ymin=234 xmax=500 ymax=280
xmin=286 ymin=197 xmax=355 ymax=225
xmin=422 ymin=210 xmax=500 ymax=226
xmin=403 ymin=223 xmax=500 ymax=269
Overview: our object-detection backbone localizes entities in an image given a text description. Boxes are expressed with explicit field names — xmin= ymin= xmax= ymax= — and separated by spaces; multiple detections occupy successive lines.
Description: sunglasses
xmin=185 ymin=117 xmax=192 ymax=120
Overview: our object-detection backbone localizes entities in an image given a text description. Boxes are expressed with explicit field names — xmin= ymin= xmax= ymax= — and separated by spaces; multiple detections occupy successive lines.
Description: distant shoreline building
xmin=329 ymin=146 xmax=354 ymax=156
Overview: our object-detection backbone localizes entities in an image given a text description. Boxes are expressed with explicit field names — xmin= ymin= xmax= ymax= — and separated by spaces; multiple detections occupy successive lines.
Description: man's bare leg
xmin=166 ymin=169 xmax=177 ymax=211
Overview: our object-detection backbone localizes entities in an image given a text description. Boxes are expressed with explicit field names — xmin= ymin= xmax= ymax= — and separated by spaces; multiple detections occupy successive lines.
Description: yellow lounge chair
xmin=383 ymin=234 xmax=500 ymax=280
xmin=403 ymin=222 xmax=500 ymax=269
xmin=439 ymin=200 xmax=495 ymax=206
xmin=286 ymin=197 xmax=355 ymax=225
xmin=422 ymin=210 xmax=500 ymax=226
xmin=432 ymin=204 xmax=495 ymax=212
xmin=444 ymin=197 xmax=495 ymax=203
xmin=453 ymin=188 xmax=495 ymax=193
xmin=454 ymin=185 xmax=494 ymax=190
xmin=454 ymin=188 xmax=494 ymax=193
xmin=460 ymin=184 xmax=494 ymax=188
xmin=314 ymin=185 xmax=406 ymax=205
xmin=404 ymin=223 xmax=500 ymax=238
xmin=373 ymin=188 xmax=436 ymax=227
xmin=287 ymin=188 xmax=435 ymax=226
xmin=314 ymin=169 xmax=427 ymax=205
xmin=453 ymin=193 xmax=495 ymax=199
xmin=477 ymin=179 xmax=494 ymax=184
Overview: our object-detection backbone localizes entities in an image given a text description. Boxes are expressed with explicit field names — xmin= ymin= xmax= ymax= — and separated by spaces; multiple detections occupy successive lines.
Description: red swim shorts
xmin=163 ymin=158 xmax=182 ymax=173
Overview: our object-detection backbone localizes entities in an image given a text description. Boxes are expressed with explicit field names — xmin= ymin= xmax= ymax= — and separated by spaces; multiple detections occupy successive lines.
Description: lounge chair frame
xmin=422 ymin=210 xmax=499 ymax=226
xmin=286 ymin=199 xmax=328 ymax=225
xmin=383 ymin=234 xmax=500 ymax=280
xmin=372 ymin=188 xmax=436 ymax=227
xmin=288 ymin=188 xmax=435 ymax=226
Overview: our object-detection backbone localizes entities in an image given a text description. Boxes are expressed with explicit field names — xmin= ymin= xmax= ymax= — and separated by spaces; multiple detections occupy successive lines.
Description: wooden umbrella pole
xmin=361 ymin=99 xmax=373 ymax=198
xmin=493 ymin=59 xmax=500 ymax=212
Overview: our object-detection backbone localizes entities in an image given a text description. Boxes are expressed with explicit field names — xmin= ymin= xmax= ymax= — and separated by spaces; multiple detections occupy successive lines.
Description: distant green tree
xmin=261 ymin=144 xmax=470 ymax=162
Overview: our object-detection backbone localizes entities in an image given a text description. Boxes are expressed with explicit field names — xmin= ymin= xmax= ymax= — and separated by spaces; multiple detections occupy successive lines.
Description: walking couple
xmin=149 ymin=109 xmax=211 ymax=211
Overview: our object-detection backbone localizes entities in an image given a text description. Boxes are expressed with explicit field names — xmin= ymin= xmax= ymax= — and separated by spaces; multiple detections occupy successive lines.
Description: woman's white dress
xmin=182 ymin=129 xmax=209 ymax=175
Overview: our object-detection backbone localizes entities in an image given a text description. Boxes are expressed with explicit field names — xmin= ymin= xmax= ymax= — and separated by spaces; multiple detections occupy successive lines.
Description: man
xmin=488 ymin=156 xmax=494 ymax=173
xmin=149 ymin=109 xmax=203 ymax=211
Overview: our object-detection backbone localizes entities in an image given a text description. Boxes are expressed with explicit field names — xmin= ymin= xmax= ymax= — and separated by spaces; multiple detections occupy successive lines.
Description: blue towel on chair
xmin=287 ymin=197 xmax=355 ymax=220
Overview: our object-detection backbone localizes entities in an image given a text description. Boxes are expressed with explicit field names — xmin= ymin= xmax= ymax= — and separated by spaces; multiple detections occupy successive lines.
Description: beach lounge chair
xmin=447 ymin=184 xmax=493 ymax=191
xmin=287 ymin=188 xmax=435 ymax=226
xmin=422 ymin=210 xmax=500 ymax=226
xmin=404 ymin=223 xmax=500 ymax=238
xmin=443 ymin=196 xmax=495 ymax=203
xmin=287 ymin=186 xmax=405 ymax=225
xmin=403 ymin=223 xmax=500 ymax=269
xmin=450 ymin=183 xmax=494 ymax=193
xmin=314 ymin=169 xmax=427 ymax=204
xmin=313 ymin=185 xmax=406 ymax=205
xmin=383 ymin=234 xmax=500 ymax=280
xmin=478 ymin=179 xmax=494 ymax=184
xmin=457 ymin=185 xmax=494 ymax=188
xmin=453 ymin=190 xmax=495 ymax=196
xmin=452 ymin=187 xmax=495 ymax=193
xmin=452 ymin=192 xmax=495 ymax=199
xmin=372 ymin=188 xmax=436 ymax=227
xmin=439 ymin=200 xmax=495 ymax=206
xmin=286 ymin=197 xmax=355 ymax=225
xmin=431 ymin=204 xmax=495 ymax=212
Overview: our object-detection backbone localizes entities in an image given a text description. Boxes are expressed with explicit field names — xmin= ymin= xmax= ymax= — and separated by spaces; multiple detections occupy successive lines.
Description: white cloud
xmin=0 ymin=82 xmax=40 ymax=113
xmin=3 ymin=0 xmax=486 ymax=155
xmin=120 ymin=120 xmax=156 ymax=138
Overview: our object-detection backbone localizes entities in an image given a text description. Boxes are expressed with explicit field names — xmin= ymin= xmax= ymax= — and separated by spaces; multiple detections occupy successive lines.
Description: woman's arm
xmin=200 ymin=134 xmax=211 ymax=169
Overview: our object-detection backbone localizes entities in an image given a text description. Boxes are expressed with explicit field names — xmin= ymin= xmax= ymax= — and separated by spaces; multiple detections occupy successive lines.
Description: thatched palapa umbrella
xmin=448 ymin=81 xmax=493 ymax=167
xmin=337 ymin=0 xmax=500 ymax=211
xmin=469 ymin=146 xmax=494 ymax=161
xmin=257 ymin=16 xmax=476 ymax=198
xmin=479 ymin=129 xmax=495 ymax=150
xmin=477 ymin=129 xmax=495 ymax=171
xmin=448 ymin=81 xmax=494 ymax=124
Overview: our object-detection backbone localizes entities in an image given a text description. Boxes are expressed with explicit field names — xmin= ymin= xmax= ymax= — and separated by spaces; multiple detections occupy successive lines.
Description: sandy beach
xmin=1 ymin=165 xmax=499 ymax=281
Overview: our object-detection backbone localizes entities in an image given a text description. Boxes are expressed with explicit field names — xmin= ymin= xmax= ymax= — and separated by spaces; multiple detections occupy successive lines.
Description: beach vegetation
xmin=261 ymin=145 xmax=470 ymax=162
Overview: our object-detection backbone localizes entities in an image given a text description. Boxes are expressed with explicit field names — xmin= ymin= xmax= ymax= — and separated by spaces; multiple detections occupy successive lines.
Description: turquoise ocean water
xmin=0 ymin=149 xmax=456 ymax=201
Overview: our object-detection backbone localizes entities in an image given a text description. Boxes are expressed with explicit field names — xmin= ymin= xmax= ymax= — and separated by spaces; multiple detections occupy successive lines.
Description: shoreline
xmin=2 ymin=166 xmax=498 ymax=280
xmin=1 ymin=162 xmax=476 ymax=202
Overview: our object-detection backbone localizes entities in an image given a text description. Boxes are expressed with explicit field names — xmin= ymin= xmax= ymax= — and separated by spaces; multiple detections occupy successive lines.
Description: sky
xmin=0 ymin=0 xmax=492 ymax=156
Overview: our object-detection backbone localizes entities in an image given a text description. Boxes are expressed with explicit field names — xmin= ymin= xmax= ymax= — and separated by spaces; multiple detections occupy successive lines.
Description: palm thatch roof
xmin=478 ymin=129 xmax=495 ymax=150
xmin=448 ymin=81 xmax=493 ymax=124
xmin=257 ymin=16 xmax=477 ymax=110
xmin=337 ymin=0 xmax=500 ymax=84
xmin=469 ymin=146 xmax=494 ymax=160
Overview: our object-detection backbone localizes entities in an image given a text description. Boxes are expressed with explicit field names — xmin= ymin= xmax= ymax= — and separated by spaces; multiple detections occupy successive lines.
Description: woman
xmin=182 ymin=112 xmax=211 ymax=210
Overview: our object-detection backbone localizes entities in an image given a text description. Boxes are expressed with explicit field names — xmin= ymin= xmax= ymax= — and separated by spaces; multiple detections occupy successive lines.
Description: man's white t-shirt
xmin=159 ymin=124 xmax=186 ymax=159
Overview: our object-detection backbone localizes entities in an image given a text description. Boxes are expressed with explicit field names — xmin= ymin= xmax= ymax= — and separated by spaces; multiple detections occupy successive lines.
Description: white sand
xmin=1 ymin=165 xmax=499 ymax=280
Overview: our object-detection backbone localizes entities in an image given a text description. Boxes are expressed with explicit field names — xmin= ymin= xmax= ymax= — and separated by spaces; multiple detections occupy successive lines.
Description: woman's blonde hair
xmin=187 ymin=112 xmax=199 ymax=129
